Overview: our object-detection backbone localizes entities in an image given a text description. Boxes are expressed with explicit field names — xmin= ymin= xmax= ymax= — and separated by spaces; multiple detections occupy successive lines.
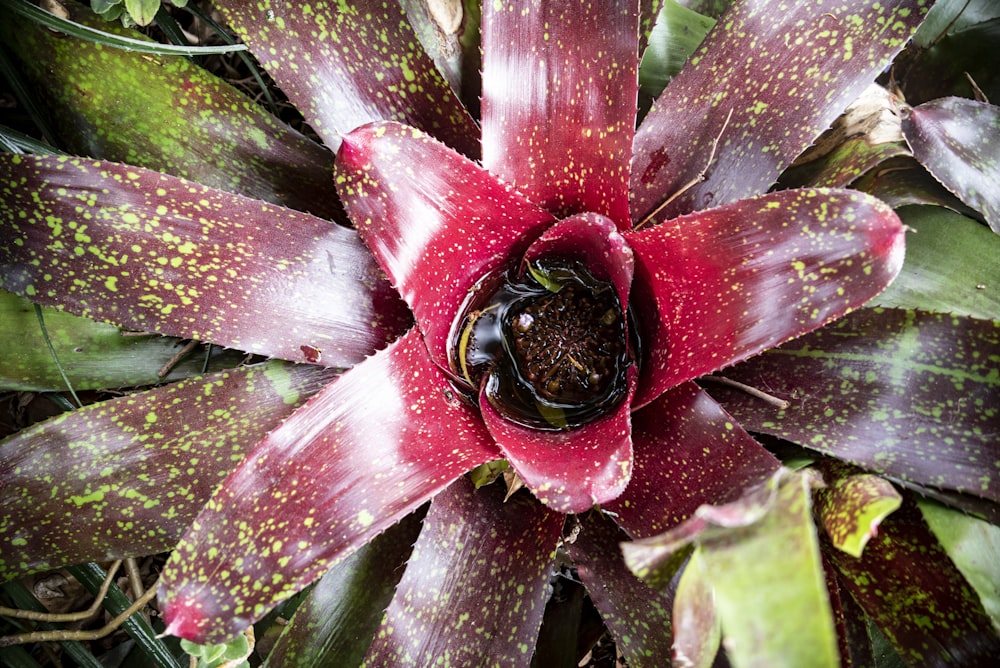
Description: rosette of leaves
xmin=1 ymin=0 xmax=998 ymax=666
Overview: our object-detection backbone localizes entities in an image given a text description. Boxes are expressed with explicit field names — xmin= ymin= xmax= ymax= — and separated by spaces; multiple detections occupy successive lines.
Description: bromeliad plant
xmin=2 ymin=0 xmax=999 ymax=665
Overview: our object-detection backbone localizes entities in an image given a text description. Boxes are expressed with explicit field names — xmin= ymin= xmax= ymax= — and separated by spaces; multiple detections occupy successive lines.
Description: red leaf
xmin=522 ymin=212 xmax=636 ymax=311
xmin=607 ymin=382 xmax=779 ymax=539
xmin=480 ymin=0 xmax=640 ymax=228
xmin=0 ymin=154 xmax=410 ymax=368
xmin=631 ymin=0 xmax=930 ymax=223
xmin=625 ymin=188 xmax=905 ymax=406
xmin=479 ymin=366 xmax=638 ymax=514
xmin=335 ymin=122 xmax=555 ymax=370
xmin=363 ymin=478 xmax=563 ymax=664
xmin=158 ymin=330 xmax=499 ymax=643
xmin=213 ymin=0 xmax=479 ymax=157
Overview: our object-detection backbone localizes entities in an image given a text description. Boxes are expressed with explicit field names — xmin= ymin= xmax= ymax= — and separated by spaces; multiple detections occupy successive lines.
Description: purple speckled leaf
xmin=566 ymin=513 xmax=674 ymax=667
xmin=363 ymin=478 xmax=562 ymax=665
xmin=631 ymin=0 xmax=930 ymax=223
xmin=213 ymin=0 xmax=479 ymax=157
xmin=824 ymin=563 xmax=877 ymax=668
xmin=335 ymin=121 xmax=555 ymax=370
xmin=624 ymin=188 xmax=905 ymax=407
xmin=902 ymin=96 xmax=1000 ymax=232
xmin=0 ymin=361 xmax=335 ymax=581
xmin=0 ymin=3 xmax=341 ymax=220
xmin=825 ymin=494 xmax=1000 ymax=666
xmin=264 ymin=511 xmax=425 ymax=668
xmin=480 ymin=0 xmax=639 ymax=227
xmin=398 ymin=0 xmax=483 ymax=117
xmin=0 ymin=154 xmax=410 ymax=368
xmin=709 ymin=308 xmax=1000 ymax=505
xmin=872 ymin=205 xmax=1000 ymax=321
xmin=159 ymin=330 xmax=499 ymax=644
xmin=606 ymin=382 xmax=779 ymax=539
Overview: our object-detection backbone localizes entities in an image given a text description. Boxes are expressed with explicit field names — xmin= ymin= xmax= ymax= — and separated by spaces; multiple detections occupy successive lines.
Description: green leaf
xmin=814 ymin=460 xmax=903 ymax=558
xmin=0 ymin=361 xmax=336 ymax=580
xmin=180 ymin=635 xmax=250 ymax=668
xmin=912 ymin=0 xmax=1000 ymax=48
xmin=0 ymin=0 xmax=246 ymax=55
xmin=0 ymin=290 xmax=246 ymax=391
xmin=872 ymin=205 xmax=1000 ymax=320
xmin=467 ymin=458 xmax=509 ymax=488
xmin=123 ymin=0 xmax=159 ymax=26
xmin=903 ymin=15 xmax=1000 ymax=103
xmin=525 ymin=262 xmax=574 ymax=293
xmin=639 ymin=0 xmax=715 ymax=99
xmin=700 ymin=471 xmax=838 ymax=668
xmin=0 ymin=124 xmax=63 ymax=156
xmin=919 ymin=498 xmax=1000 ymax=632
xmin=91 ymin=0 xmax=123 ymax=15
xmin=670 ymin=549 xmax=720 ymax=668
xmin=69 ymin=562 xmax=184 ymax=668
xmin=624 ymin=469 xmax=840 ymax=668
xmin=709 ymin=308 xmax=1000 ymax=507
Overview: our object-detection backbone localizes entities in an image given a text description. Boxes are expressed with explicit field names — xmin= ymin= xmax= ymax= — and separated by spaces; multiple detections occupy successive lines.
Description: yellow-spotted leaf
xmin=815 ymin=460 xmax=903 ymax=558
xmin=0 ymin=360 xmax=336 ymax=580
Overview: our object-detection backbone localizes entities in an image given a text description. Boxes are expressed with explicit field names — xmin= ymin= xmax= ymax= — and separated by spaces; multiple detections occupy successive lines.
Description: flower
xmin=0 ymin=0 xmax=931 ymax=660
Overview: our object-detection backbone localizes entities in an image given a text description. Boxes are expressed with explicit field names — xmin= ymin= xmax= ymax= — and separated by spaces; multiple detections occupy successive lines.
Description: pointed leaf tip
xmin=902 ymin=97 xmax=1000 ymax=233
xmin=159 ymin=330 xmax=498 ymax=644
xmin=161 ymin=597 xmax=213 ymax=643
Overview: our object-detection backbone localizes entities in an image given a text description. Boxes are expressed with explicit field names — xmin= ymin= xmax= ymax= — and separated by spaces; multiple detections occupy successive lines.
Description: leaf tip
xmin=160 ymin=591 xmax=212 ymax=643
